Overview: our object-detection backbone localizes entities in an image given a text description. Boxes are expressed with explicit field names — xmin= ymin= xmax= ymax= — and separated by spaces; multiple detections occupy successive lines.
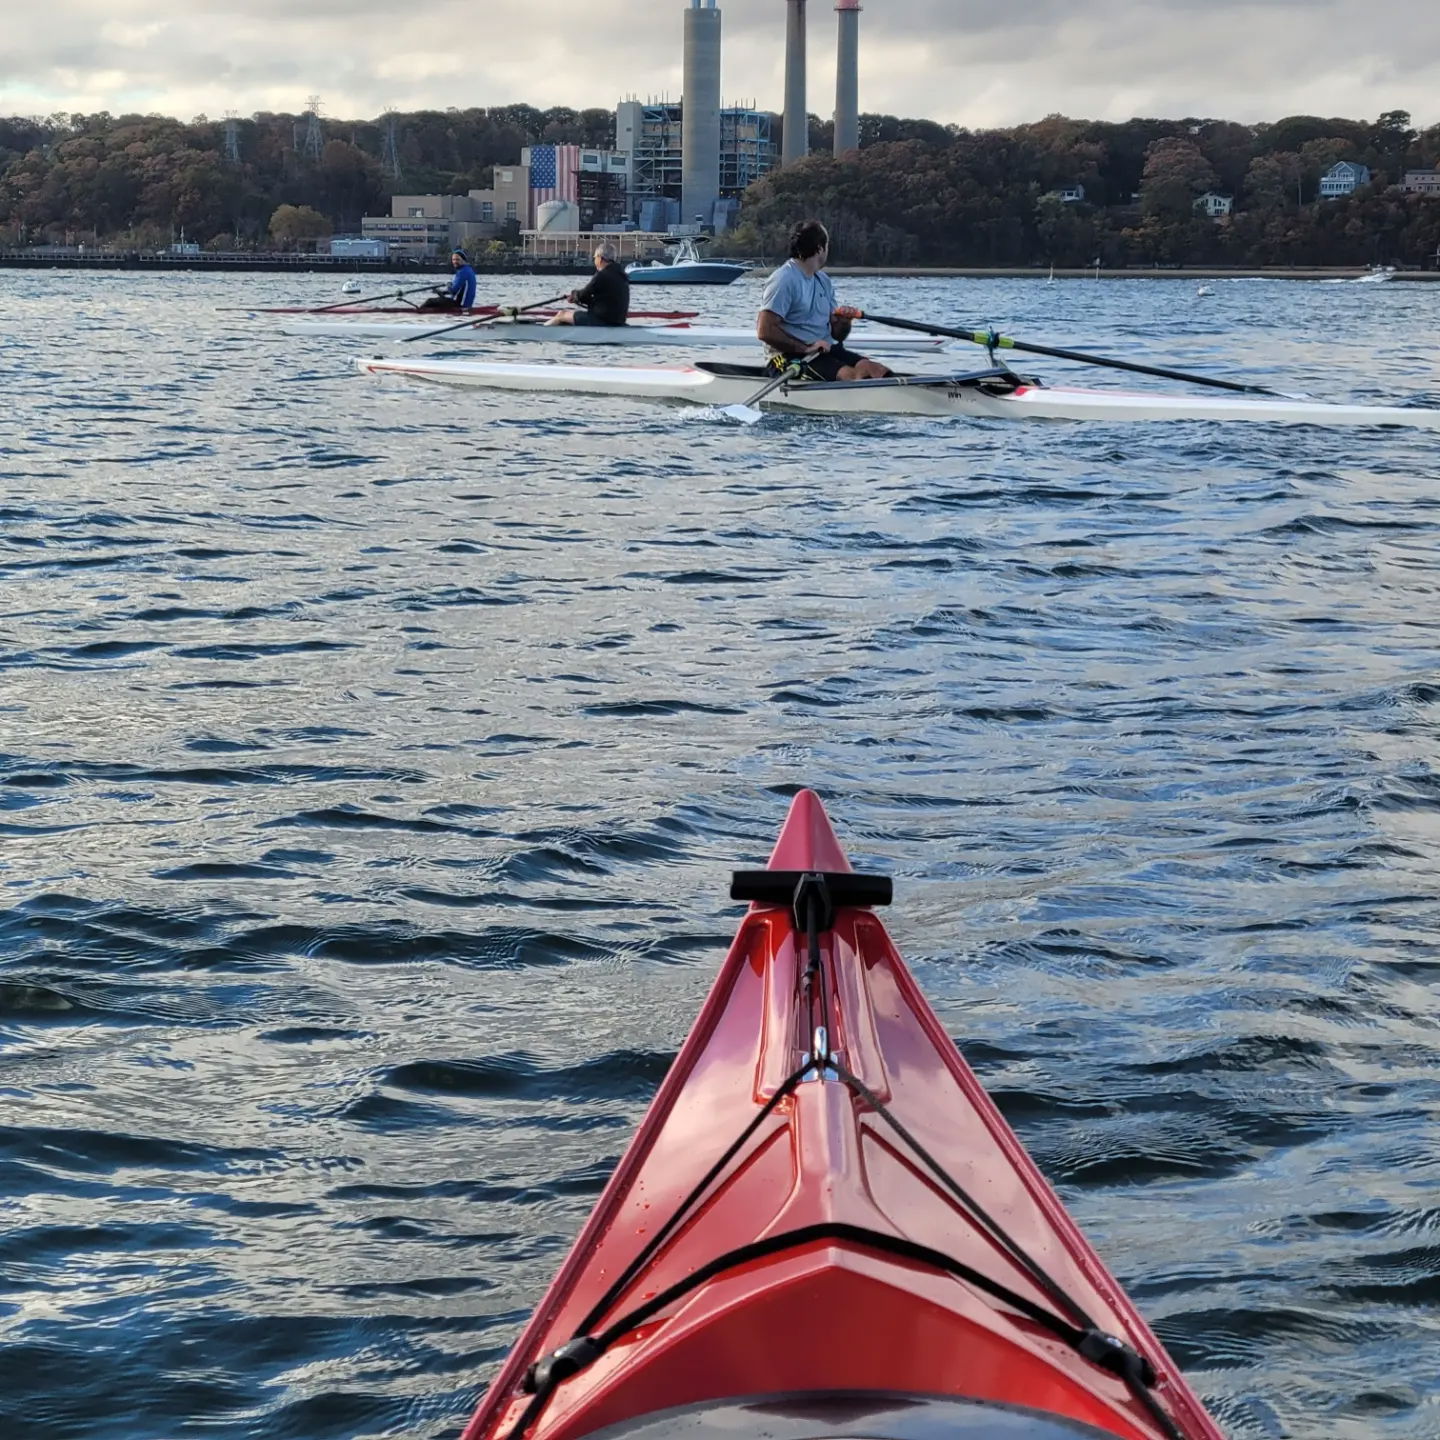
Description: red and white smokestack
xmin=834 ymin=0 xmax=860 ymax=156
xmin=782 ymin=0 xmax=808 ymax=165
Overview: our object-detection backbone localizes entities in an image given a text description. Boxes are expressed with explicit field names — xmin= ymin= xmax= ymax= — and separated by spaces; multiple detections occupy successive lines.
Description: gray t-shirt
xmin=758 ymin=259 xmax=836 ymax=347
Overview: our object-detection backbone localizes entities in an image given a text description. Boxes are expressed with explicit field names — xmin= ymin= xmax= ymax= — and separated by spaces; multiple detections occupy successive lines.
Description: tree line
xmin=0 ymin=106 xmax=614 ymax=249
xmin=729 ymin=110 xmax=1440 ymax=268
xmin=1 ymin=105 xmax=1437 ymax=267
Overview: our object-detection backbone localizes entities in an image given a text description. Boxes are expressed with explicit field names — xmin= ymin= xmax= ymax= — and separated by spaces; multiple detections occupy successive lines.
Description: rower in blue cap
xmin=422 ymin=247 xmax=478 ymax=310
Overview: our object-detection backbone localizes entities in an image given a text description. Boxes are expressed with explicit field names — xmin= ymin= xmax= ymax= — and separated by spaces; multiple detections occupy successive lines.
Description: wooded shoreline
xmin=1 ymin=251 xmax=1434 ymax=281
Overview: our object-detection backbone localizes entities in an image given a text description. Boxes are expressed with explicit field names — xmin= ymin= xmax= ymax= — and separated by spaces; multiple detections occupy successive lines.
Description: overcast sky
xmin=2 ymin=0 xmax=1436 ymax=130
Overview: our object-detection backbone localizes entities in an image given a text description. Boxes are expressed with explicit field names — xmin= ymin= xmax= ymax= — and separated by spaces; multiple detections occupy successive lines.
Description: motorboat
xmin=626 ymin=236 xmax=750 ymax=286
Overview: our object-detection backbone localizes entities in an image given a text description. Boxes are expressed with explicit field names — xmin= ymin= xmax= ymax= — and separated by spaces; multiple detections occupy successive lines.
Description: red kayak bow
xmin=461 ymin=792 xmax=1224 ymax=1440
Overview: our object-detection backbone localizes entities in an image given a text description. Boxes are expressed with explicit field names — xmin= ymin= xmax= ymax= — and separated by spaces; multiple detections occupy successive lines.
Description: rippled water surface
xmin=3 ymin=269 xmax=1440 ymax=1440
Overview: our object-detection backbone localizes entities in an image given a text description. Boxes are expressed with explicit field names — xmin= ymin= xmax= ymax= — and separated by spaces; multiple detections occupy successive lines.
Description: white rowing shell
xmin=283 ymin=317 xmax=944 ymax=351
xmin=353 ymin=356 xmax=1440 ymax=428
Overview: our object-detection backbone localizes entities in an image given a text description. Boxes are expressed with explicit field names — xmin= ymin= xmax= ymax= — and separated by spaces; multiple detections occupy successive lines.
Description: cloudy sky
xmin=2 ymin=0 xmax=1436 ymax=129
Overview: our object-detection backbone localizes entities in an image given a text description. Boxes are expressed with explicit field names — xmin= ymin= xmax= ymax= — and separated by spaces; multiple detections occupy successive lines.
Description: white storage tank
xmin=535 ymin=200 xmax=581 ymax=233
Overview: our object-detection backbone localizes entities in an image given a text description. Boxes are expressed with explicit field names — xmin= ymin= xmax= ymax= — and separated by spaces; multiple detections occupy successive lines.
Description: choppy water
xmin=2 ymin=267 xmax=1440 ymax=1440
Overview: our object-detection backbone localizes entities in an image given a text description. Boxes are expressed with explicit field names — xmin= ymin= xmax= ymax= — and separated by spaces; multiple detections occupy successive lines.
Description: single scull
xmin=354 ymin=355 xmax=1440 ymax=428
xmin=290 ymin=317 xmax=943 ymax=350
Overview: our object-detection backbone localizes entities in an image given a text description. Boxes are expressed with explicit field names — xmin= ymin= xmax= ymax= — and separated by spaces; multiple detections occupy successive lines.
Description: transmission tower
xmin=302 ymin=95 xmax=324 ymax=163
xmin=223 ymin=109 xmax=241 ymax=164
xmin=381 ymin=108 xmax=403 ymax=181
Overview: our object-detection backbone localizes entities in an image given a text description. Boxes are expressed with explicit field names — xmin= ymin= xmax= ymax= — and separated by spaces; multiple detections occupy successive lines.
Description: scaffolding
xmin=576 ymin=169 xmax=630 ymax=229
xmin=630 ymin=101 xmax=684 ymax=205
xmin=625 ymin=99 xmax=776 ymax=212
xmin=720 ymin=107 xmax=774 ymax=194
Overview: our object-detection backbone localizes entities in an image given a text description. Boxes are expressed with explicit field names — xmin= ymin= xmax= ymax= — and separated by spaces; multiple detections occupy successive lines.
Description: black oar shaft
xmin=860 ymin=313 xmax=1275 ymax=396
xmin=403 ymin=292 xmax=570 ymax=343
xmin=312 ymin=282 xmax=437 ymax=313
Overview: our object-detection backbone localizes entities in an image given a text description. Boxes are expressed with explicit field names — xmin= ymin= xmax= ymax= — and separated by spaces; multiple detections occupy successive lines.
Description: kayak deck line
xmin=355 ymin=354 xmax=1440 ymax=427
xmin=460 ymin=793 xmax=1224 ymax=1440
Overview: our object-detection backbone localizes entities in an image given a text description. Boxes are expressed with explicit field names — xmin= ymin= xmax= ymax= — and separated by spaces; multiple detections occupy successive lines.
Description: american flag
xmin=530 ymin=144 xmax=580 ymax=207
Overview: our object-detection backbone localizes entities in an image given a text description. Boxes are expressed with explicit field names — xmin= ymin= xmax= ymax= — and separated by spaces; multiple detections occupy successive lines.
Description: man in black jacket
xmin=546 ymin=243 xmax=630 ymax=326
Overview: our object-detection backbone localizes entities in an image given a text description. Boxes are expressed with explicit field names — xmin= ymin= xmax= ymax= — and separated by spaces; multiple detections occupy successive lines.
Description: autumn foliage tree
xmin=268 ymin=203 xmax=331 ymax=247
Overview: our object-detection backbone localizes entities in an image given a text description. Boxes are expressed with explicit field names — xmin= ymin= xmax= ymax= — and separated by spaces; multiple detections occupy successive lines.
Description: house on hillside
xmin=1049 ymin=183 xmax=1086 ymax=204
xmin=1194 ymin=192 xmax=1233 ymax=219
xmin=1402 ymin=167 xmax=1440 ymax=194
xmin=1318 ymin=161 xmax=1371 ymax=198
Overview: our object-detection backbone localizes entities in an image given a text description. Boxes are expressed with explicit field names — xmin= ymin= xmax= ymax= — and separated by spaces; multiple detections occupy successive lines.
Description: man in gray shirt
xmin=756 ymin=219 xmax=890 ymax=382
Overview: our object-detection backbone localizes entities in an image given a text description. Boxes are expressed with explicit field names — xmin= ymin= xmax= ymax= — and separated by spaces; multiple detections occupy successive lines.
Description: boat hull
xmin=458 ymin=793 xmax=1222 ymax=1440
xmin=625 ymin=262 xmax=748 ymax=285
xmin=355 ymin=355 xmax=1440 ymax=428
xmin=288 ymin=318 xmax=941 ymax=350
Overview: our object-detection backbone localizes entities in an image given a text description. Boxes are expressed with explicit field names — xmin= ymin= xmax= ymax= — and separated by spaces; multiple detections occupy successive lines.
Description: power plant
xmin=834 ymin=0 xmax=861 ymax=156
xmin=782 ymin=0 xmax=808 ymax=165
xmin=677 ymin=0 xmax=861 ymax=203
xmin=681 ymin=0 xmax=723 ymax=227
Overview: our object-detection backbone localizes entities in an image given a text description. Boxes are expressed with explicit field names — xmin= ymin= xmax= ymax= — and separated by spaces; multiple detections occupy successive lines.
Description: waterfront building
xmin=1318 ymin=161 xmax=1371 ymax=199
xmin=519 ymin=228 xmax=677 ymax=262
xmin=1402 ymin=167 xmax=1440 ymax=194
xmin=360 ymin=166 xmax=532 ymax=255
xmin=330 ymin=236 xmax=389 ymax=257
xmin=1194 ymin=192 xmax=1233 ymax=218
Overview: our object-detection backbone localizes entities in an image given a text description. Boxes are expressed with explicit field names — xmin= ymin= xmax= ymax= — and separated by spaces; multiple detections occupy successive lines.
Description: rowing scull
xmin=354 ymin=356 xmax=1440 ymax=428
xmin=290 ymin=317 xmax=944 ymax=351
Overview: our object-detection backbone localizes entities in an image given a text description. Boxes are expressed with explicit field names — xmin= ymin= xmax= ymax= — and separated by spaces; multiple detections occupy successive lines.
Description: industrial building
xmin=360 ymin=164 xmax=532 ymax=254
xmin=618 ymin=99 xmax=774 ymax=232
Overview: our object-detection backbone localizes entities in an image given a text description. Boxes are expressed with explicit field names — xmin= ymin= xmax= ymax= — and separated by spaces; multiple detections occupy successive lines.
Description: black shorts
xmin=770 ymin=346 xmax=864 ymax=381
xmin=573 ymin=310 xmax=625 ymax=327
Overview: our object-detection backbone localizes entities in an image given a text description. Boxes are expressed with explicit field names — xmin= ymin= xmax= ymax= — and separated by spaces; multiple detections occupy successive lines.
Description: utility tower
xmin=301 ymin=96 xmax=324 ymax=163
xmin=223 ymin=110 xmax=242 ymax=164
xmin=381 ymin=109 xmax=403 ymax=182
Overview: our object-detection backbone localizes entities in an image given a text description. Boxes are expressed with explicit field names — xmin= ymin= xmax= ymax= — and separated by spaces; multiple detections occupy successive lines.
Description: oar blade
xmin=720 ymin=403 xmax=766 ymax=425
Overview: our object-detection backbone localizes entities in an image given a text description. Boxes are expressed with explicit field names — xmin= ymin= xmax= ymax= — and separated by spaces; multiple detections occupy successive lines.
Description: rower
xmin=757 ymin=219 xmax=890 ymax=381
xmin=422 ymin=248 xmax=478 ymax=310
xmin=546 ymin=244 xmax=630 ymax=327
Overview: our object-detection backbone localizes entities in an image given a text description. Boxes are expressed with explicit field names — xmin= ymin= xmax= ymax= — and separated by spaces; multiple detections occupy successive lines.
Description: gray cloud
xmin=0 ymin=0 xmax=1434 ymax=128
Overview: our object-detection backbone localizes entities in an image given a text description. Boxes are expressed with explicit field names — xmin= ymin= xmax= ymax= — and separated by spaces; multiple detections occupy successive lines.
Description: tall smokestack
xmin=782 ymin=0 xmax=808 ymax=165
xmin=833 ymin=0 xmax=859 ymax=156
xmin=681 ymin=0 xmax=722 ymax=230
